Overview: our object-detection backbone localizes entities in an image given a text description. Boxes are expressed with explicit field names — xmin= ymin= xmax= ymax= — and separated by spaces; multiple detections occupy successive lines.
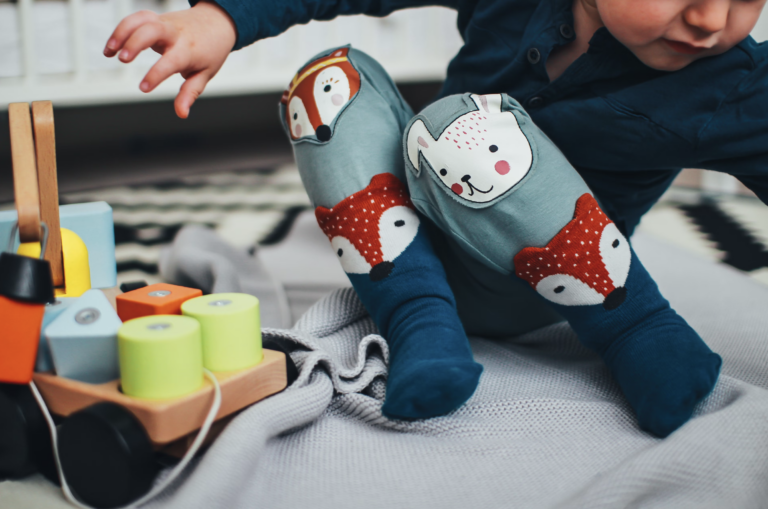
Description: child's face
xmin=596 ymin=0 xmax=766 ymax=70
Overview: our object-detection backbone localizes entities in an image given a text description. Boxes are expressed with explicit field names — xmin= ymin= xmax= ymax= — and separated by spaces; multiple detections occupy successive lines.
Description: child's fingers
xmin=140 ymin=50 xmax=189 ymax=92
xmin=174 ymin=71 xmax=210 ymax=119
xmin=118 ymin=22 xmax=171 ymax=63
xmin=104 ymin=10 xmax=158 ymax=57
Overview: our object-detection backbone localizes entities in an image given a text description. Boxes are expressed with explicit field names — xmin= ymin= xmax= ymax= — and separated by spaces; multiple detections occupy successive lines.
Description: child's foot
xmin=316 ymin=174 xmax=483 ymax=419
xmin=605 ymin=314 xmax=721 ymax=437
xmin=515 ymin=194 xmax=721 ymax=437
xmin=383 ymin=358 xmax=483 ymax=419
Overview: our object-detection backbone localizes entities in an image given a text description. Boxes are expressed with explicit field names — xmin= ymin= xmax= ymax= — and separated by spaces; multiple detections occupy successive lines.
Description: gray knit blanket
xmin=148 ymin=226 xmax=768 ymax=509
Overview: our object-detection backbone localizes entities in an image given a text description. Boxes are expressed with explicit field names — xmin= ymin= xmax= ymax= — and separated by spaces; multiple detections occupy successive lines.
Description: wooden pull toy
xmin=7 ymin=101 xmax=91 ymax=297
xmin=0 ymin=102 xmax=296 ymax=509
xmin=2 ymin=101 xmax=118 ymax=298
xmin=9 ymin=102 xmax=64 ymax=287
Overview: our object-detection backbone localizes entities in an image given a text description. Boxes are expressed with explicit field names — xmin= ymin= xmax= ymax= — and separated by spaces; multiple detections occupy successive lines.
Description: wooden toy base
xmin=33 ymin=349 xmax=287 ymax=445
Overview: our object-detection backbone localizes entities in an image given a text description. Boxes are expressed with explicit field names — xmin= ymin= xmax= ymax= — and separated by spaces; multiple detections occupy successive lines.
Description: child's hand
xmin=104 ymin=1 xmax=237 ymax=118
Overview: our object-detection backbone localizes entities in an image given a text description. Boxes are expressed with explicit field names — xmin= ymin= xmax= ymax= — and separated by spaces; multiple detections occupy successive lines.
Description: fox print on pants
xmin=280 ymin=47 xmax=483 ymax=420
xmin=281 ymin=46 xmax=721 ymax=436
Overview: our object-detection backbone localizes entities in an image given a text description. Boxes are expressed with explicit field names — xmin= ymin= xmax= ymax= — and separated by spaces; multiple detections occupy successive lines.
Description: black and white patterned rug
xmin=9 ymin=165 xmax=768 ymax=289
xmin=637 ymin=193 xmax=768 ymax=287
xmin=59 ymin=164 xmax=312 ymax=287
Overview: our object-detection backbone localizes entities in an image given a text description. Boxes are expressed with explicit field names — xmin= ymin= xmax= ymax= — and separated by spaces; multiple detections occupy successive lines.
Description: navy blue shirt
xmin=206 ymin=0 xmax=768 ymax=236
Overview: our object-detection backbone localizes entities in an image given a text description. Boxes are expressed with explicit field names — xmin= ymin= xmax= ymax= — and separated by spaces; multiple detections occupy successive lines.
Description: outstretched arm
xmin=200 ymin=0 xmax=460 ymax=51
xmin=695 ymin=63 xmax=768 ymax=205
xmin=104 ymin=1 xmax=236 ymax=118
xmin=105 ymin=0 xmax=458 ymax=118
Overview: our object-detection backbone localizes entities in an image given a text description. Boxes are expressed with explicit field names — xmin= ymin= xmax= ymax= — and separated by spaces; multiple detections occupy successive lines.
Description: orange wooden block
xmin=32 ymin=349 xmax=287 ymax=445
xmin=116 ymin=283 xmax=202 ymax=322
xmin=0 ymin=295 xmax=45 ymax=384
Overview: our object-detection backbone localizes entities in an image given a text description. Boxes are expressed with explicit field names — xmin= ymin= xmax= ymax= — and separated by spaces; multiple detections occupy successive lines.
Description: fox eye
xmin=337 ymin=248 xmax=343 ymax=257
xmin=612 ymin=239 xmax=620 ymax=248
xmin=554 ymin=286 xmax=565 ymax=293
xmin=324 ymin=85 xmax=332 ymax=92
xmin=394 ymin=220 xmax=405 ymax=227
xmin=293 ymin=113 xmax=298 ymax=120
xmin=440 ymin=169 xmax=447 ymax=176
xmin=489 ymin=145 xmax=498 ymax=153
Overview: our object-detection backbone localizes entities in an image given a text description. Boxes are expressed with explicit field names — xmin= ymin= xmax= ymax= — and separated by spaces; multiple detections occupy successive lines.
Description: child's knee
xmin=402 ymin=92 xmax=592 ymax=274
xmin=279 ymin=46 xmax=413 ymax=208
xmin=280 ymin=46 xmax=361 ymax=142
xmin=279 ymin=46 xmax=411 ymax=144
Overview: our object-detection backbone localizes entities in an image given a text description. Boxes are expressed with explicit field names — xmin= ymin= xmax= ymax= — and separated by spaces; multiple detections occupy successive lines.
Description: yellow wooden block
xmin=18 ymin=228 xmax=91 ymax=297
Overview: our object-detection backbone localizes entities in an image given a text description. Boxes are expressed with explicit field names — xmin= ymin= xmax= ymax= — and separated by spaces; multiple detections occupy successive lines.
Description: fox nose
xmin=369 ymin=261 xmax=394 ymax=282
xmin=603 ymin=286 xmax=626 ymax=311
xmin=461 ymin=175 xmax=471 ymax=182
xmin=316 ymin=124 xmax=332 ymax=142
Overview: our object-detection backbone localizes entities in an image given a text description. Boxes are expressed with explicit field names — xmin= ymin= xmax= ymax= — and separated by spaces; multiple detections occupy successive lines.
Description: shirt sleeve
xmin=191 ymin=0 xmax=461 ymax=51
xmin=695 ymin=61 xmax=768 ymax=206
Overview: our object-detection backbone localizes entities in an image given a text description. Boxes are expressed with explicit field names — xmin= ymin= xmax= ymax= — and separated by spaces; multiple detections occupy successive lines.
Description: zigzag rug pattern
xmin=638 ymin=197 xmax=768 ymax=287
xmin=59 ymin=165 xmax=311 ymax=286
xmin=3 ymin=167 xmax=765 ymax=289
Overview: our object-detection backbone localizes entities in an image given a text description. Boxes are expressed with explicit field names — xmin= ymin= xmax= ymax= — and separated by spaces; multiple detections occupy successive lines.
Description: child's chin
xmin=633 ymin=47 xmax=700 ymax=72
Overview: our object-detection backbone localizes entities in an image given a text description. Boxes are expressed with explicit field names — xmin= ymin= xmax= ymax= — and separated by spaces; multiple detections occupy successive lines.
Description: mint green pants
xmin=279 ymin=46 xmax=596 ymax=337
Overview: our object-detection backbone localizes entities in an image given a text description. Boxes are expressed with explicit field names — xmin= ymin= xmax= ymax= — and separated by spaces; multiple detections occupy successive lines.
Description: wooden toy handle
xmin=8 ymin=101 xmax=65 ymax=287
xmin=32 ymin=101 xmax=64 ymax=287
xmin=8 ymin=103 xmax=41 ymax=243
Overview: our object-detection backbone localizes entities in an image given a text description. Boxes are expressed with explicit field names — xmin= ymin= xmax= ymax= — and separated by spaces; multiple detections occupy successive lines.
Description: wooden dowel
xmin=9 ymin=102 xmax=41 ymax=243
xmin=32 ymin=101 xmax=64 ymax=287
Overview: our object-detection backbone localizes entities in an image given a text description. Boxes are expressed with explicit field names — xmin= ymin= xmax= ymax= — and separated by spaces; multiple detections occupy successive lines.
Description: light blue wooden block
xmin=35 ymin=297 xmax=76 ymax=372
xmin=45 ymin=289 xmax=122 ymax=384
xmin=0 ymin=201 xmax=116 ymax=289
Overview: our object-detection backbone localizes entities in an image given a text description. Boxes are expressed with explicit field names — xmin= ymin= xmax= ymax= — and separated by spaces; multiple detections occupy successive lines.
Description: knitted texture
xmin=146 ymin=232 xmax=768 ymax=509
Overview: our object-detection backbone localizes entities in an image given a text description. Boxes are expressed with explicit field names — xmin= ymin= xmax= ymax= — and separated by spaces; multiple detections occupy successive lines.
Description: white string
xmin=29 ymin=368 xmax=222 ymax=509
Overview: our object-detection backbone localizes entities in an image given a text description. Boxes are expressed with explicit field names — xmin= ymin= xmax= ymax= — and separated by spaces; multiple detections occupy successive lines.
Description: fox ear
xmin=405 ymin=118 xmax=433 ymax=171
xmin=314 ymin=205 xmax=333 ymax=228
xmin=470 ymin=94 xmax=503 ymax=114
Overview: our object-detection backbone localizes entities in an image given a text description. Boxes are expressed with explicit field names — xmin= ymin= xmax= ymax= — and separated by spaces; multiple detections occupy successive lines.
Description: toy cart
xmin=0 ymin=102 xmax=299 ymax=508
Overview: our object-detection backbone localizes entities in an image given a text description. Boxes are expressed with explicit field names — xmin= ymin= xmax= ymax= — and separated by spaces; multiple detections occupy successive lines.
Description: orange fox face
xmin=315 ymin=174 xmax=420 ymax=281
xmin=514 ymin=194 xmax=631 ymax=310
xmin=281 ymin=48 xmax=361 ymax=142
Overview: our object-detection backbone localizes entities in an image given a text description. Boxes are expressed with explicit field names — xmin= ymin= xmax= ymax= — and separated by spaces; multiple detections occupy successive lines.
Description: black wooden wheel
xmin=58 ymin=403 xmax=157 ymax=508
xmin=0 ymin=383 xmax=56 ymax=482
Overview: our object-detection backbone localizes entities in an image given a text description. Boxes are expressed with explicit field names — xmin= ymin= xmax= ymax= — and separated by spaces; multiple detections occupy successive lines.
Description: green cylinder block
xmin=118 ymin=315 xmax=203 ymax=399
xmin=181 ymin=293 xmax=262 ymax=372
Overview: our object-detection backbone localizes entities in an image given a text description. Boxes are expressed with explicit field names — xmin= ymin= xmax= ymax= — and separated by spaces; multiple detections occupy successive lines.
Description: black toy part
xmin=262 ymin=338 xmax=299 ymax=387
xmin=119 ymin=281 xmax=148 ymax=293
xmin=0 ymin=252 xmax=55 ymax=304
xmin=58 ymin=403 xmax=157 ymax=509
xmin=0 ymin=383 xmax=56 ymax=482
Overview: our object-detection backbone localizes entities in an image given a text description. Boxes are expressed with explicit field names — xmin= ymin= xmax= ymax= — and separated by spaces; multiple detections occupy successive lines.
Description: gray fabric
xmin=148 ymin=230 xmax=768 ymax=509
xmin=158 ymin=225 xmax=292 ymax=329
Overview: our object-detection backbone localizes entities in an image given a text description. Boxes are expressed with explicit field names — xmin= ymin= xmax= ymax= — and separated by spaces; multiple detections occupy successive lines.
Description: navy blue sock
xmin=555 ymin=251 xmax=720 ymax=437
xmin=515 ymin=194 xmax=721 ymax=437
xmin=316 ymin=174 xmax=482 ymax=419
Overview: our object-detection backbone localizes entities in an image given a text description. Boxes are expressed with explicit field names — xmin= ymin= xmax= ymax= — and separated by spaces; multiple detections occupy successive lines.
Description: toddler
xmin=105 ymin=0 xmax=768 ymax=437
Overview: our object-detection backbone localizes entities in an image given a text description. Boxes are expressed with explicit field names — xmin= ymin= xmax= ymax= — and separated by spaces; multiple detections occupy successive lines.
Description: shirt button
xmin=527 ymin=47 xmax=541 ymax=65
xmin=527 ymin=96 xmax=544 ymax=108
xmin=559 ymin=24 xmax=574 ymax=39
